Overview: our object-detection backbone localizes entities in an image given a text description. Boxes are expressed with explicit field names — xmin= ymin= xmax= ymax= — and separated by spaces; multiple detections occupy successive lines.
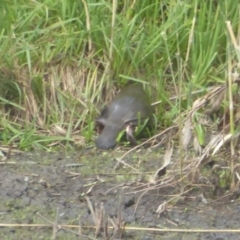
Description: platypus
xmin=95 ymin=84 xmax=154 ymax=149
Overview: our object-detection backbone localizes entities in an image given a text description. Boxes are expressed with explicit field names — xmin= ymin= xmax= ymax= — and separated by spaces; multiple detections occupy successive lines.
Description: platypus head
xmin=95 ymin=124 xmax=123 ymax=150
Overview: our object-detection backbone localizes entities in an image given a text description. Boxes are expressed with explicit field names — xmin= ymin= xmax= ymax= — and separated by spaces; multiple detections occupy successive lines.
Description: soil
xmin=0 ymin=147 xmax=240 ymax=240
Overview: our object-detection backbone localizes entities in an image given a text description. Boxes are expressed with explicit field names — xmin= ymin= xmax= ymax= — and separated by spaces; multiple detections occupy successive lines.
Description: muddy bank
xmin=0 ymin=150 xmax=240 ymax=240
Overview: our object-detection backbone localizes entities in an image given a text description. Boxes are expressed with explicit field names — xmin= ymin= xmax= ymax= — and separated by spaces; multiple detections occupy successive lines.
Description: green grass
xmin=0 ymin=0 xmax=239 ymax=150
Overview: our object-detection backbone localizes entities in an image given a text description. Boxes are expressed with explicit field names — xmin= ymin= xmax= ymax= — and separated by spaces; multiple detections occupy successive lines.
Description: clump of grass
xmin=0 ymin=0 xmax=239 ymax=150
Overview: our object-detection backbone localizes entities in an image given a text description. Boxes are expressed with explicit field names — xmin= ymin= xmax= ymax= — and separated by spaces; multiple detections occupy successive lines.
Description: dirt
xmin=0 ymin=147 xmax=240 ymax=240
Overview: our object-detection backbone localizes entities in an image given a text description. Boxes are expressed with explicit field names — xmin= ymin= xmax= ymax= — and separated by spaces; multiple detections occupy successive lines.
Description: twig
xmin=52 ymin=207 xmax=60 ymax=239
xmin=85 ymin=197 xmax=97 ymax=225
xmin=1 ymin=223 xmax=240 ymax=233
xmin=114 ymin=125 xmax=178 ymax=170
xmin=36 ymin=212 xmax=54 ymax=225
xmin=6 ymin=143 xmax=13 ymax=160
xmin=37 ymin=210 xmax=91 ymax=239
xmin=79 ymin=215 xmax=82 ymax=236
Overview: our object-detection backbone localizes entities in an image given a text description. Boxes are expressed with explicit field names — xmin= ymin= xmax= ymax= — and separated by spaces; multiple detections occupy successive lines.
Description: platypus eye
xmin=95 ymin=118 xmax=107 ymax=134
xmin=100 ymin=106 xmax=108 ymax=118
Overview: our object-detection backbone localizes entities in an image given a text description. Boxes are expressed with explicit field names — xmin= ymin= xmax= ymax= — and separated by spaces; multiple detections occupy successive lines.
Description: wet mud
xmin=0 ymin=149 xmax=240 ymax=240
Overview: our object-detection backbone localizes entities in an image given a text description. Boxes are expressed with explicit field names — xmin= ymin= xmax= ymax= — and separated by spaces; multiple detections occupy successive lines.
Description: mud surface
xmin=1 ymin=148 xmax=240 ymax=240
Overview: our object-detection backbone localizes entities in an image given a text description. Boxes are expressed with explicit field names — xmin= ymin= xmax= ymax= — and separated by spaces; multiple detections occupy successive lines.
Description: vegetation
xmin=0 ymin=0 xmax=239 ymax=150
